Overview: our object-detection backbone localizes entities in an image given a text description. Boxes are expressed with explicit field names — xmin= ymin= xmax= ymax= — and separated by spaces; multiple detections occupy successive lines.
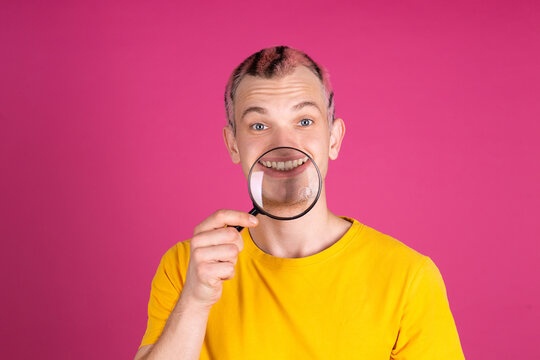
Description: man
xmin=134 ymin=45 xmax=465 ymax=359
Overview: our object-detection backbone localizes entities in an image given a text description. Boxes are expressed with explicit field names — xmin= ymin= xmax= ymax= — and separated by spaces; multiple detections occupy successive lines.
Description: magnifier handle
xmin=234 ymin=207 xmax=259 ymax=232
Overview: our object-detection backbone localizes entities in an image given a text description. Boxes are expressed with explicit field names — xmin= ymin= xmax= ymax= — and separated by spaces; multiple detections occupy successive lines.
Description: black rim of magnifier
xmin=247 ymin=146 xmax=322 ymax=221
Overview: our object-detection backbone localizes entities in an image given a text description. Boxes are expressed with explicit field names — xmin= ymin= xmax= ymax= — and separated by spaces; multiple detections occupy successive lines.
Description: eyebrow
xmin=240 ymin=100 xmax=322 ymax=121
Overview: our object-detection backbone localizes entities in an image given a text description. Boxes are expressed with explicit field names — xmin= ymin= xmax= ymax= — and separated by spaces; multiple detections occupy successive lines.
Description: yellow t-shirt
xmin=139 ymin=217 xmax=465 ymax=359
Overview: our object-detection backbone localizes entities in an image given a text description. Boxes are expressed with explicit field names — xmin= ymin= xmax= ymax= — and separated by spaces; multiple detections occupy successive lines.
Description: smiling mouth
xmin=258 ymin=156 xmax=309 ymax=171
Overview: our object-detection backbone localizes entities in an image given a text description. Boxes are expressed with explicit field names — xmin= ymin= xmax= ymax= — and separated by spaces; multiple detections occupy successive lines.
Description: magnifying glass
xmin=234 ymin=146 xmax=322 ymax=231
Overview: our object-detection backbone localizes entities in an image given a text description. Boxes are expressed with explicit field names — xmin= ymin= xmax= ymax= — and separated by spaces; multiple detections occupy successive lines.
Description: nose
xmin=270 ymin=125 xmax=300 ymax=149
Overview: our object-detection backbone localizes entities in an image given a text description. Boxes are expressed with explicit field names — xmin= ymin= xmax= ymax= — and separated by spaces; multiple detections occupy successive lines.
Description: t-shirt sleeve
xmin=391 ymin=257 xmax=465 ymax=359
xmin=139 ymin=243 xmax=185 ymax=349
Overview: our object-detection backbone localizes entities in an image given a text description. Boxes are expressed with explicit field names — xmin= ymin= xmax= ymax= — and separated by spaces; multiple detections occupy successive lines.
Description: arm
xmin=133 ymin=345 xmax=153 ymax=360
xmin=134 ymin=210 xmax=259 ymax=360
xmin=134 ymin=293 xmax=211 ymax=360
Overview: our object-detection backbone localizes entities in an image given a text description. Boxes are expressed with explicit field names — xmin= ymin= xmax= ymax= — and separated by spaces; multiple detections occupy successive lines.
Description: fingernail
xmin=249 ymin=215 xmax=258 ymax=224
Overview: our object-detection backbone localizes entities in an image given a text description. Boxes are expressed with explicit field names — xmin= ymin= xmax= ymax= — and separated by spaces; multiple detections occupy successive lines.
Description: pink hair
xmin=224 ymin=46 xmax=335 ymax=133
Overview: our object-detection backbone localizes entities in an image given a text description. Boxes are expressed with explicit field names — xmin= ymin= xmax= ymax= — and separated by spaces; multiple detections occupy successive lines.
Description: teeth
xmin=261 ymin=157 xmax=309 ymax=171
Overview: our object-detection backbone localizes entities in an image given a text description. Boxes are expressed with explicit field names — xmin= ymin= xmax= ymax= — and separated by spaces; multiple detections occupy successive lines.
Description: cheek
xmin=305 ymin=138 xmax=331 ymax=178
xmin=241 ymin=161 xmax=253 ymax=179
xmin=306 ymin=136 xmax=330 ymax=157
xmin=318 ymin=159 xmax=330 ymax=181
xmin=236 ymin=145 xmax=259 ymax=178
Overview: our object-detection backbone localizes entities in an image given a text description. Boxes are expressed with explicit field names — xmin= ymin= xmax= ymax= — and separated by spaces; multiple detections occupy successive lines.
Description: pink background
xmin=1 ymin=1 xmax=539 ymax=359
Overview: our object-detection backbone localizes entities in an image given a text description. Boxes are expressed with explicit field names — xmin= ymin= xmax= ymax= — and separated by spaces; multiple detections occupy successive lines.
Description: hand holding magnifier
xmin=234 ymin=147 xmax=322 ymax=231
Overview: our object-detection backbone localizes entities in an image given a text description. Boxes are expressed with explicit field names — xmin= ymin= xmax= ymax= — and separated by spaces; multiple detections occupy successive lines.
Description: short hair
xmin=224 ymin=45 xmax=335 ymax=133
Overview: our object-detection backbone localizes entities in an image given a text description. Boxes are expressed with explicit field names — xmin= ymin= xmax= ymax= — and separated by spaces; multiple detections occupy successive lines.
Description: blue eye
xmin=299 ymin=118 xmax=313 ymax=126
xmin=251 ymin=123 xmax=268 ymax=131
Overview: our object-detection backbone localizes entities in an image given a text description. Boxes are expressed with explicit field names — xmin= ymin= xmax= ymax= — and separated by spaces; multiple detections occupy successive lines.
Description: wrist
xmin=174 ymin=291 xmax=213 ymax=316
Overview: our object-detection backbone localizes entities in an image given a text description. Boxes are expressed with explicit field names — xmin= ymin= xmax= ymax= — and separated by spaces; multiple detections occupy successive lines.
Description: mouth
xmin=258 ymin=156 xmax=309 ymax=171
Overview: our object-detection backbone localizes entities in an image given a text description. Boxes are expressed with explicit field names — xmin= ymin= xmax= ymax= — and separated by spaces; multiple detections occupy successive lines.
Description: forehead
xmin=234 ymin=66 xmax=326 ymax=112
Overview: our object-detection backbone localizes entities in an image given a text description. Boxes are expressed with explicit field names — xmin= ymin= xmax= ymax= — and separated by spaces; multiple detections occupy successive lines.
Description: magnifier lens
xmin=248 ymin=147 xmax=321 ymax=220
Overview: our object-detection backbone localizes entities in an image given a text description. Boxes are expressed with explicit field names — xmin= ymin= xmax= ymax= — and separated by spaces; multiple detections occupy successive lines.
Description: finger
xmin=191 ymin=243 xmax=240 ymax=265
xmin=191 ymin=227 xmax=244 ymax=252
xmin=194 ymin=209 xmax=258 ymax=235
xmin=198 ymin=262 xmax=236 ymax=287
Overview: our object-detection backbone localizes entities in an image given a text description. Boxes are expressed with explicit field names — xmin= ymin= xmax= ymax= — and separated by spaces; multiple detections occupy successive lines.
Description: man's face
xmin=224 ymin=65 xmax=345 ymax=181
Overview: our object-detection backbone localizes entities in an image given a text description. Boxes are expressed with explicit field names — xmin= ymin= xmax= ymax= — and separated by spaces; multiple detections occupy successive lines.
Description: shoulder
xmin=161 ymin=239 xmax=191 ymax=264
xmin=346 ymin=217 xmax=427 ymax=266
xmin=152 ymin=239 xmax=192 ymax=289
xmin=343 ymin=217 xmax=436 ymax=284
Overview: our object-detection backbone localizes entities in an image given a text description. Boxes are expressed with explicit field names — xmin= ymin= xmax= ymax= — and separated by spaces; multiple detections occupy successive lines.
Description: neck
xmin=248 ymin=187 xmax=352 ymax=258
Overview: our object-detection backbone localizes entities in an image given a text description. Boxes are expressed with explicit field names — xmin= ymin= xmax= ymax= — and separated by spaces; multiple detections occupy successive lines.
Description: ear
xmin=329 ymin=117 xmax=346 ymax=160
xmin=223 ymin=125 xmax=241 ymax=164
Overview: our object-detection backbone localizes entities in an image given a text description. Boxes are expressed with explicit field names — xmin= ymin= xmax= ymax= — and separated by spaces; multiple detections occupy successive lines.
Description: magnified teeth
xmin=261 ymin=157 xmax=309 ymax=171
